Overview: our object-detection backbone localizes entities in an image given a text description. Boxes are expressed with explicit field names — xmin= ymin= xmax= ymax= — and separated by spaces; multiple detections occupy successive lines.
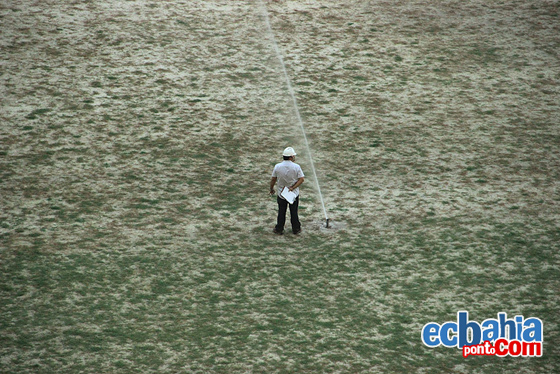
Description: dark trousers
xmin=276 ymin=196 xmax=301 ymax=233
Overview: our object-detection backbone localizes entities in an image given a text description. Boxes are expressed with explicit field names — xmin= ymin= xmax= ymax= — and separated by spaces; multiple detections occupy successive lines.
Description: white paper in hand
xmin=281 ymin=187 xmax=297 ymax=204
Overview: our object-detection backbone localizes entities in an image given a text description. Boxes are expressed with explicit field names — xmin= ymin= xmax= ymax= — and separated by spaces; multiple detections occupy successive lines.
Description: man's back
xmin=272 ymin=160 xmax=304 ymax=196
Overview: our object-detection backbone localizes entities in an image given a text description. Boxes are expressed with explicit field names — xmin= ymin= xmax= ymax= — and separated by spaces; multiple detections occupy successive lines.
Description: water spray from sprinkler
xmin=260 ymin=0 xmax=329 ymax=228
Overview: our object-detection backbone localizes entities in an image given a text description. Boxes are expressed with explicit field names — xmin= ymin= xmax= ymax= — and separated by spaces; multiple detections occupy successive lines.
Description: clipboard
xmin=281 ymin=187 xmax=297 ymax=204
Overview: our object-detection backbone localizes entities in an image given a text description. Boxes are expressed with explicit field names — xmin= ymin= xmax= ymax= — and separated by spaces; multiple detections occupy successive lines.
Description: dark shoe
xmin=293 ymin=228 xmax=301 ymax=235
xmin=273 ymin=228 xmax=284 ymax=235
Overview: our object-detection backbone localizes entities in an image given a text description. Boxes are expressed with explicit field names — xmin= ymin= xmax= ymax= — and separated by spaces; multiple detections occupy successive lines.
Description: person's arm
xmin=270 ymin=177 xmax=277 ymax=195
xmin=289 ymin=177 xmax=304 ymax=192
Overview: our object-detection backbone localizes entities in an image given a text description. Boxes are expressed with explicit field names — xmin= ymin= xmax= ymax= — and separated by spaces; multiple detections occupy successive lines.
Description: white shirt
xmin=272 ymin=160 xmax=305 ymax=197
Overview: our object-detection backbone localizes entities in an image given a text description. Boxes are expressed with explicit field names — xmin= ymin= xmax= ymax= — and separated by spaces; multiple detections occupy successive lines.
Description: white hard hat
xmin=283 ymin=147 xmax=297 ymax=157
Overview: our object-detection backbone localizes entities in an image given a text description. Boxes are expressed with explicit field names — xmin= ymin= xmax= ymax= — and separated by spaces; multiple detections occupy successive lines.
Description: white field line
xmin=258 ymin=0 xmax=329 ymax=222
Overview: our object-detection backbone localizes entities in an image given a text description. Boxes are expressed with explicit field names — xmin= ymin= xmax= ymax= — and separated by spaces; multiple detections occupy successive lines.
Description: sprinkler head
xmin=326 ymin=218 xmax=330 ymax=228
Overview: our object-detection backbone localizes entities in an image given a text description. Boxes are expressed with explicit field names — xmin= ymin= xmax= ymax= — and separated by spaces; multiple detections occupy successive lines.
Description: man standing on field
xmin=270 ymin=147 xmax=305 ymax=235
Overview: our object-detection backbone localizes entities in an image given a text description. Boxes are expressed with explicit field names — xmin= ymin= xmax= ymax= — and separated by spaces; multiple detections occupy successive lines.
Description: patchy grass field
xmin=1 ymin=0 xmax=559 ymax=373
